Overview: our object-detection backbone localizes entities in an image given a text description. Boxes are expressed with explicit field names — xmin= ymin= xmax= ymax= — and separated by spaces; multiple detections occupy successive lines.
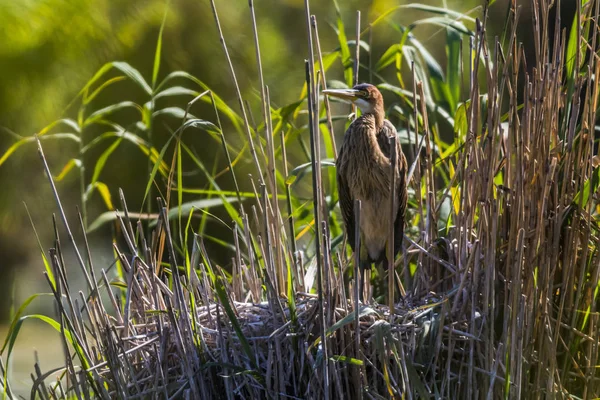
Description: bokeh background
xmin=0 ymin=0 xmax=576 ymax=393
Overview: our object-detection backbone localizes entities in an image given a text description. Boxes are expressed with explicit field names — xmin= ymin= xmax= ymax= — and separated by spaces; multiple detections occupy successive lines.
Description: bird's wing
xmin=394 ymin=150 xmax=408 ymax=256
xmin=380 ymin=120 xmax=408 ymax=257
xmin=336 ymin=152 xmax=356 ymax=251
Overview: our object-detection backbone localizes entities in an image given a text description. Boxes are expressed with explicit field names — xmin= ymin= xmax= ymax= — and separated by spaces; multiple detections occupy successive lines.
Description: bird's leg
xmin=358 ymin=262 xmax=367 ymax=303
xmin=365 ymin=267 xmax=373 ymax=303
xmin=383 ymin=241 xmax=395 ymax=305
xmin=376 ymin=261 xmax=386 ymax=300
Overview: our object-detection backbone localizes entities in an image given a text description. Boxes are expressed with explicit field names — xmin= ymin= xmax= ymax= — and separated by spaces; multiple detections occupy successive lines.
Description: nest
xmin=29 ymin=227 xmax=447 ymax=400
xmin=88 ymin=289 xmax=442 ymax=399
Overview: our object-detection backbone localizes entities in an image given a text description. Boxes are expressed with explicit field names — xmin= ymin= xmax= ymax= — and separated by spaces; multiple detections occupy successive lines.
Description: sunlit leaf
xmin=446 ymin=27 xmax=462 ymax=111
xmin=84 ymin=76 xmax=126 ymax=105
xmin=334 ymin=8 xmax=353 ymax=87
xmin=0 ymin=133 xmax=80 ymax=167
xmin=113 ymin=61 xmax=152 ymax=95
xmin=573 ymin=166 xmax=600 ymax=208
xmin=55 ymin=158 xmax=82 ymax=181
xmin=287 ymin=160 xmax=336 ymax=185
xmin=153 ymin=107 xmax=197 ymax=120
xmin=38 ymin=118 xmax=81 ymax=136
xmin=91 ymin=137 xmax=123 ymax=185
xmin=368 ymin=3 xmax=475 ymax=32
xmin=409 ymin=17 xmax=473 ymax=37
xmin=83 ymin=181 xmax=114 ymax=211
xmin=152 ymin=4 xmax=169 ymax=89
xmin=84 ymin=101 xmax=142 ymax=126
xmin=154 ymin=86 xmax=199 ymax=100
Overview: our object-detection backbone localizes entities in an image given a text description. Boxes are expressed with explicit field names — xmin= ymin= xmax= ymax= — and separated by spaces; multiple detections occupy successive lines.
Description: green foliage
xmin=2 ymin=0 xmax=600 ymax=398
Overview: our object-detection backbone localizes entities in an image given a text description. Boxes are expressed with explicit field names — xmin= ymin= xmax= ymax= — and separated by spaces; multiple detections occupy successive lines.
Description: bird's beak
xmin=322 ymin=88 xmax=360 ymax=102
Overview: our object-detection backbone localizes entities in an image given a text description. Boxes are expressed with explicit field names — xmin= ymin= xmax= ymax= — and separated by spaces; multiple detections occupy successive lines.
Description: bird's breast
xmin=358 ymin=192 xmax=398 ymax=261
xmin=343 ymin=136 xmax=399 ymax=200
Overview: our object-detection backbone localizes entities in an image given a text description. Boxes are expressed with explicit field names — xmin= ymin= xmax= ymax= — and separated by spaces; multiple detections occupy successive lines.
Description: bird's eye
xmin=361 ymin=91 xmax=370 ymax=98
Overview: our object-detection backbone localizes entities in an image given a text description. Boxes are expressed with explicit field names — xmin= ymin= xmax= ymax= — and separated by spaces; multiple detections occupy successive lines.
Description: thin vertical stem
xmin=368 ymin=24 xmax=373 ymax=84
xmin=354 ymin=11 xmax=361 ymax=85
xmin=311 ymin=16 xmax=337 ymax=159
xmin=353 ymin=199 xmax=362 ymax=400
xmin=265 ymin=86 xmax=284 ymax=294
xmin=209 ymin=0 xmax=263 ymax=183
xmin=352 ymin=11 xmax=361 ymax=117
xmin=281 ymin=131 xmax=298 ymax=265
xmin=305 ymin=56 xmax=329 ymax=398
xmin=387 ymin=135 xmax=397 ymax=314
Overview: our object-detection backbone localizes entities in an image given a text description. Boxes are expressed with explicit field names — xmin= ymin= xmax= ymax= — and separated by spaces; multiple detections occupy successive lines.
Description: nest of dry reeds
xmin=27 ymin=197 xmax=447 ymax=399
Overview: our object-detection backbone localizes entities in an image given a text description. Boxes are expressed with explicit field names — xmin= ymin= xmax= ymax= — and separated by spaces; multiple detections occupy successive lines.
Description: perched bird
xmin=323 ymin=83 xmax=408 ymax=300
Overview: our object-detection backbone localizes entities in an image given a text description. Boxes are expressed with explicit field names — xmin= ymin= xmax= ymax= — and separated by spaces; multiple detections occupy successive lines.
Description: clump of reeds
xmin=2 ymin=0 xmax=600 ymax=398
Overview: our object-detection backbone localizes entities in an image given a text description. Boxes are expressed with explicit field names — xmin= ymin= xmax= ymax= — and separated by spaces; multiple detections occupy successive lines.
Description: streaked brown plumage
xmin=324 ymin=83 xmax=407 ymax=298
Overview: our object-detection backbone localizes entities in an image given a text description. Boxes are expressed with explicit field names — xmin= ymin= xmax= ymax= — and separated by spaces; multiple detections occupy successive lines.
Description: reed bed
xmin=2 ymin=0 xmax=600 ymax=398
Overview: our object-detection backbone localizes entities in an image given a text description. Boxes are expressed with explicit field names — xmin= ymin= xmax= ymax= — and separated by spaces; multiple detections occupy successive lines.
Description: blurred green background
xmin=0 ymin=0 xmax=482 ymax=316
xmin=0 ymin=0 xmax=575 ymax=392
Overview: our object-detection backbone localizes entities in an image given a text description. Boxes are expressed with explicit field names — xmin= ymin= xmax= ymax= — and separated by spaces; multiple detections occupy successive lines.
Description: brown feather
xmin=337 ymin=113 xmax=407 ymax=267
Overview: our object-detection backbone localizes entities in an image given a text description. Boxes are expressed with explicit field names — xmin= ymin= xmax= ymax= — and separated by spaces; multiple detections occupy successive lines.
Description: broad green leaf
xmin=82 ymin=130 xmax=143 ymax=153
xmin=87 ymin=211 xmax=127 ymax=233
xmin=166 ymin=197 xmax=240 ymax=222
xmin=19 ymin=315 xmax=90 ymax=368
xmin=573 ymin=166 xmax=600 ymax=207
xmin=142 ymin=134 xmax=174 ymax=207
xmin=95 ymin=182 xmax=114 ymax=210
xmin=154 ymin=86 xmax=199 ymax=100
xmin=446 ymin=27 xmax=462 ymax=111
xmin=87 ymin=197 xmax=239 ymax=233
xmin=401 ymin=3 xmax=476 ymax=22
xmin=335 ymin=11 xmax=353 ymax=87
xmin=177 ymin=188 xmax=285 ymax=199
xmin=156 ymin=71 xmax=245 ymax=137
xmin=377 ymin=44 xmax=404 ymax=71
xmin=180 ymin=141 xmax=242 ymax=225
xmin=286 ymin=160 xmax=336 ymax=185
xmin=344 ymin=39 xmax=371 ymax=53
xmin=409 ymin=37 xmax=444 ymax=81
xmin=152 ymin=4 xmax=169 ymax=89
xmin=80 ymin=130 xmax=168 ymax=176
xmin=82 ymin=61 xmax=152 ymax=97
xmin=84 ymin=181 xmax=113 ymax=210
xmin=177 ymin=140 xmax=183 ymax=227
xmin=38 ymin=118 xmax=81 ymax=136
xmin=0 ymin=138 xmax=29 ymax=167
xmin=113 ymin=61 xmax=152 ymax=95
xmin=0 ymin=133 xmax=80 ymax=167
xmin=84 ymin=101 xmax=142 ymax=126
xmin=409 ymin=17 xmax=473 ymax=37
xmin=153 ymin=107 xmax=197 ymax=120
xmin=55 ymin=158 xmax=82 ymax=181
xmin=84 ymin=76 xmax=126 ymax=105
xmin=300 ymin=52 xmax=340 ymax=100
xmin=0 ymin=293 xmax=53 ymax=355
xmin=90 ymin=137 xmax=123 ymax=185
xmin=368 ymin=4 xmax=475 ymax=32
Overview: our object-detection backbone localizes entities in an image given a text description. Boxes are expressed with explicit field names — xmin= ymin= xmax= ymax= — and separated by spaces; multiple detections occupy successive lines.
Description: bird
xmin=323 ymin=83 xmax=408 ymax=301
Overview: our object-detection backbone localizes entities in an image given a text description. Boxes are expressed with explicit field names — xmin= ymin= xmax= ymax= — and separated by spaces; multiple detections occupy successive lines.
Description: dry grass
xmin=2 ymin=0 xmax=600 ymax=398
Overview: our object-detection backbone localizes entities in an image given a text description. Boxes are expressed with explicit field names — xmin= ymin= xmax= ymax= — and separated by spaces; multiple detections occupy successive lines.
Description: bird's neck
xmin=356 ymin=114 xmax=384 ymax=159
xmin=365 ymin=107 xmax=384 ymax=129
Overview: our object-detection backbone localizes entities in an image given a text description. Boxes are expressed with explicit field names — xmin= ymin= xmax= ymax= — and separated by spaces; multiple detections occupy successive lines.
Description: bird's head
xmin=323 ymin=83 xmax=384 ymax=116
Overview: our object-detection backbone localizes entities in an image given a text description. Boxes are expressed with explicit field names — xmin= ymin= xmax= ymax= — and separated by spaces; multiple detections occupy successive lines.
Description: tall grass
xmin=1 ymin=0 xmax=600 ymax=398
